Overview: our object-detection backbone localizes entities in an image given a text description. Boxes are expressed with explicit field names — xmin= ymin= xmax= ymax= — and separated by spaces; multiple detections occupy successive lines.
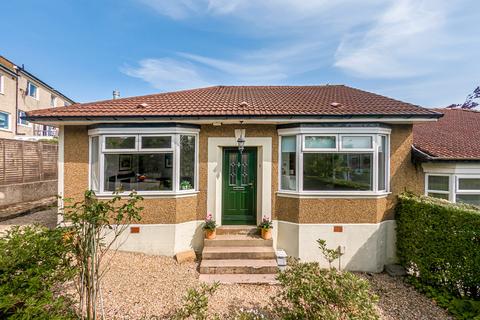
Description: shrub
xmin=173 ymin=283 xmax=219 ymax=320
xmin=271 ymin=259 xmax=379 ymax=320
xmin=396 ymin=192 xmax=480 ymax=318
xmin=0 ymin=225 xmax=76 ymax=319
xmin=396 ymin=192 xmax=480 ymax=298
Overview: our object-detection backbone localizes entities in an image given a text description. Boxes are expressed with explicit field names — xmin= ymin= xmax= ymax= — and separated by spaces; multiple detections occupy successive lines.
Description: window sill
xmin=276 ymin=191 xmax=391 ymax=199
xmin=94 ymin=190 xmax=199 ymax=199
xmin=0 ymin=128 xmax=12 ymax=132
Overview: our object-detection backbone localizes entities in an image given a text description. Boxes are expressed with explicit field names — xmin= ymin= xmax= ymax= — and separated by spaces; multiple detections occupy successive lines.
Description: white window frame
xmin=50 ymin=95 xmax=57 ymax=107
xmin=278 ymin=127 xmax=391 ymax=197
xmin=302 ymin=134 xmax=337 ymax=152
xmin=0 ymin=74 xmax=4 ymax=94
xmin=139 ymin=134 xmax=173 ymax=151
xmin=425 ymin=174 xmax=451 ymax=200
xmin=17 ymin=110 xmax=29 ymax=126
xmin=0 ymin=111 xmax=11 ymax=131
xmin=89 ymin=127 xmax=199 ymax=197
xmin=27 ymin=81 xmax=39 ymax=100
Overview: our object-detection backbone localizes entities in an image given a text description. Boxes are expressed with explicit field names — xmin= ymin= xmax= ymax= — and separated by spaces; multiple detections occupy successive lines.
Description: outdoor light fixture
xmin=234 ymin=128 xmax=246 ymax=153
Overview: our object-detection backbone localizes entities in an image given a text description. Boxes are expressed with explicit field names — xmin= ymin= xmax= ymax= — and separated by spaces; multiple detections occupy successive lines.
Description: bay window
xmin=279 ymin=127 xmax=390 ymax=195
xmin=89 ymin=128 xmax=198 ymax=195
xmin=425 ymin=174 xmax=480 ymax=207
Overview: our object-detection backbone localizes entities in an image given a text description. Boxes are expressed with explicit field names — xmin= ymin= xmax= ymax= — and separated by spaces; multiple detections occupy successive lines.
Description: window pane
xmin=305 ymin=136 xmax=336 ymax=149
xmin=90 ymin=137 xmax=100 ymax=191
xmin=458 ymin=178 xmax=480 ymax=190
xmin=428 ymin=175 xmax=449 ymax=191
xmin=104 ymin=153 xmax=173 ymax=192
xmin=105 ymin=136 xmax=136 ymax=149
xmin=0 ymin=112 xmax=9 ymax=129
xmin=428 ymin=192 xmax=449 ymax=200
xmin=303 ymin=153 xmax=373 ymax=191
xmin=141 ymin=136 xmax=171 ymax=149
xmin=456 ymin=194 xmax=480 ymax=207
xmin=378 ymin=136 xmax=386 ymax=191
xmin=342 ymin=136 xmax=372 ymax=149
xmin=281 ymin=136 xmax=296 ymax=190
xmin=179 ymin=135 xmax=195 ymax=190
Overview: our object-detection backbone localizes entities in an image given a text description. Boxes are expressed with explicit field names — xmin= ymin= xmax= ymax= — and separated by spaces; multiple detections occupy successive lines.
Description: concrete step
xmin=199 ymin=273 xmax=279 ymax=284
xmin=202 ymin=246 xmax=276 ymax=260
xmin=199 ymin=259 xmax=278 ymax=274
xmin=216 ymin=226 xmax=259 ymax=236
xmin=204 ymin=234 xmax=272 ymax=247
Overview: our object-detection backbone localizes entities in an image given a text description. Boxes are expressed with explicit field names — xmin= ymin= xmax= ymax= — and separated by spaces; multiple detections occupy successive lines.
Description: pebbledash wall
xmin=60 ymin=123 xmax=423 ymax=272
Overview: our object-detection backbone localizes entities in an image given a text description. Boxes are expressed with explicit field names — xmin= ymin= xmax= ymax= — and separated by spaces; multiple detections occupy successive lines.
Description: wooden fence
xmin=0 ymin=139 xmax=58 ymax=186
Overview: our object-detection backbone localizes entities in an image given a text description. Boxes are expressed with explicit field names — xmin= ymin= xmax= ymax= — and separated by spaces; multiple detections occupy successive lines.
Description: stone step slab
xmin=204 ymin=234 xmax=273 ymax=247
xmin=199 ymin=273 xmax=279 ymax=284
xmin=202 ymin=246 xmax=276 ymax=260
xmin=199 ymin=259 xmax=278 ymax=274
xmin=216 ymin=226 xmax=259 ymax=236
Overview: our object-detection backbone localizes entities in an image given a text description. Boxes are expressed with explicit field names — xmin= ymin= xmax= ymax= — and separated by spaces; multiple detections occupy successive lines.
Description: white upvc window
xmin=50 ymin=95 xmax=57 ymax=107
xmin=27 ymin=81 xmax=39 ymax=99
xmin=425 ymin=173 xmax=480 ymax=207
xmin=17 ymin=110 xmax=29 ymax=126
xmin=0 ymin=74 xmax=4 ymax=94
xmin=0 ymin=111 xmax=11 ymax=130
xmin=89 ymin=128 xmax=199 ymax=196
xmin=278 ymin=127 xmax=391 ymax=196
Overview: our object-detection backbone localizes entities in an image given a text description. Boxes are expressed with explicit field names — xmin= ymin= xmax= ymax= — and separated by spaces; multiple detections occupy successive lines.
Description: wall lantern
xmin=234 ymin=128 xmax=246 ymax=153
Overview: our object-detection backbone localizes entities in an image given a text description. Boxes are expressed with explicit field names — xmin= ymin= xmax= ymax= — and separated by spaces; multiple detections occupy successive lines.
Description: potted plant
xmin=258 ymin=216 xmax=273 ymax=240
xmin=180 ymin=180 xmax=192 ymax=190
xmin=203 ymin=213 xmax=217 ymax=239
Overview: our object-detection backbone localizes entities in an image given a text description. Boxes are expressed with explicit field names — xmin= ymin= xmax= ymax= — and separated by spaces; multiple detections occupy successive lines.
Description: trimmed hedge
xmin=396 ymin=192 xmax=480 ymax=300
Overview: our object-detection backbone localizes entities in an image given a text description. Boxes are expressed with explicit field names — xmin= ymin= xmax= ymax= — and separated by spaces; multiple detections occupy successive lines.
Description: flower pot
xmin=205 ymin=229 xmax=216 ymax=239
xmin=261 ymin=228 xmax=272 ymax=240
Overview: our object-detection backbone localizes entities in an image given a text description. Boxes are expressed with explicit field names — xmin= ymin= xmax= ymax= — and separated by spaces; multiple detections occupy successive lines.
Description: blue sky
xmin=1 ymin=0 xmax=478 ymax=107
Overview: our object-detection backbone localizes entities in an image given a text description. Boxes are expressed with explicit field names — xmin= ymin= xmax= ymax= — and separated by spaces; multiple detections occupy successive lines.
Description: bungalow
xmin=27 ymin=85 xmax=441 ymax=274
xmin=413 ymin=108 xmax=480 ymax=207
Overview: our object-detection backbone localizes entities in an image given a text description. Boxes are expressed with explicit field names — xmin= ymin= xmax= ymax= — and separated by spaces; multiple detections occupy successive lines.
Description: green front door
xmin=222 ymin=147 xmax=257 ymax=225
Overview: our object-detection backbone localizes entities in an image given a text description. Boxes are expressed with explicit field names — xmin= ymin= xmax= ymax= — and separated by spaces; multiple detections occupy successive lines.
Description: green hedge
xmin=396 ymin=192 xmax=480 ymax=301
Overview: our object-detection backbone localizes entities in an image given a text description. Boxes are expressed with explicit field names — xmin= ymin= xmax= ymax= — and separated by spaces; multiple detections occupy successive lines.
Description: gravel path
xmin=0 ymin=208 xmax=57 ymax=233
xmin=360 ymin=273 xmax=453 ymax=320
xmin=100 ymin=251 xmax=451 ymax=320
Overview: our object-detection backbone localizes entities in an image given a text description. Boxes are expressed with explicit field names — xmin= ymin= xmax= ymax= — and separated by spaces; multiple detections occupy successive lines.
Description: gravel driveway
xmin=0 ymin=208 xmax=57 ymax=234
xmin=100 ymin=251 xmax=452 ymax=320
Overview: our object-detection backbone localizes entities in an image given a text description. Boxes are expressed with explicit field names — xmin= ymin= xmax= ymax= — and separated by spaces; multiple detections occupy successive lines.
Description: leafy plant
xmin=396 ymin=192 xmax=480 ymax=318
xmin=62 ymin=190 xmax=143 ymax=319
xmin=258 ymin=216 xmax=273 ymax=230
xmin=271 ymin=259 xmax=379 ymax=320
xmin=0 ymin=225 xmax=77 ymax=319
xmin=203 ymin=213 xmax=217 ymax=231
xmin=180 ymin=180 xmax=193 ymax=190
xmin=317 ymin=239 xmax=343 ymax=269
xmin=173 ymin=283 xmax=219 ymax=320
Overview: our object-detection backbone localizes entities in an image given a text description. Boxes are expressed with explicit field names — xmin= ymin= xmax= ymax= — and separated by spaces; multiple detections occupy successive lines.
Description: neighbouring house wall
xmin=17 ymin=73 xmax=71 ymax=138
xmin=0 ymin=70 xmax=17 ymax=139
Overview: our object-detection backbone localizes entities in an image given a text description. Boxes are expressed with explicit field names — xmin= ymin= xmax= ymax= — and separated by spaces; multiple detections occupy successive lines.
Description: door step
xmin=204 ymin=234 xmax=273 ymax=247
xmin=199 ymin=259 xmax=278 ymax=274
xmin=216 ymin=226 xmax=259 ymax=236
xmin=199 ymin=273 xmax=279 ymax=284
xmin=202 ymin=246 xmax=276 ymax=260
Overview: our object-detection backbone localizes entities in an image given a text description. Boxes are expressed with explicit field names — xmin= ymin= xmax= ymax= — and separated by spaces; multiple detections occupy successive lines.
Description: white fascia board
xmin=88 ymin=126 xmax=200 ymax=135
xmin=277 ymin=127 xmax=392 ymax=135
xmin=30 ymin=117 xmax=439 ymax=127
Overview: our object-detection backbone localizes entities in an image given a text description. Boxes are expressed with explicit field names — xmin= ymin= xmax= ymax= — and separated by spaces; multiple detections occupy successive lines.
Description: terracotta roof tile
xmin=26 ymin=85 xmax=439 ymax=119
xmin=413 ymin=108 xmax=480 ymax=160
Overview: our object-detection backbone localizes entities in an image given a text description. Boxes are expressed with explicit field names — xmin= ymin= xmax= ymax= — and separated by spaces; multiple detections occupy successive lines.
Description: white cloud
xmin=334 ymin=0 xmax=449 ymax=78
xmin=121 ymin=58 xmax=210 ymax=91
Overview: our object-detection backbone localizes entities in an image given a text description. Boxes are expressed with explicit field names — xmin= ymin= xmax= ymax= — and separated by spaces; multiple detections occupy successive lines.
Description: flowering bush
xmin=258 ymin=216 xmax=273 ymax=230
xmin=203 ymin=213 xmax=217 ymax=231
